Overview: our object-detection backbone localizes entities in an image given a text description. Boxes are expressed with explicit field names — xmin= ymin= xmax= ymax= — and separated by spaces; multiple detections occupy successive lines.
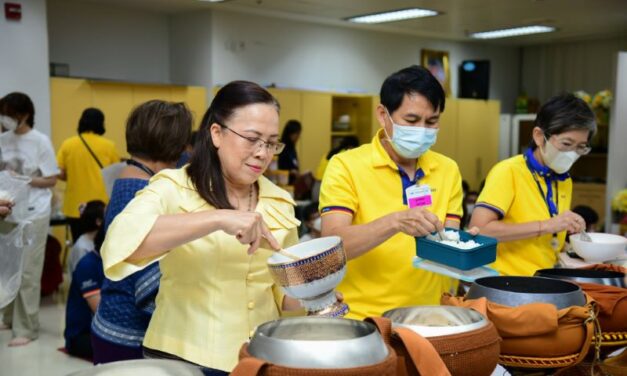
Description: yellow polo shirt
xmin=319 ymin=130 xmax=463 ymax=320
xmin=476 ymin=154 xmax=572 ymax=276
xmin=101 ymin=168 xmax=300 ymax=372
xmin=57 ymin=133 xmax=120 ymax=217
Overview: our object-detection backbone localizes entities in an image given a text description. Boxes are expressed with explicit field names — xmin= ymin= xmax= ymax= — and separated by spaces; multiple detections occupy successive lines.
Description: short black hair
xmin=380 ymin=65 xmax=445 ymax=115
xmin=78 ymin=108 xmax=105 ymax=135
xmin=79 ymin=200 xmax=106 ymax=233
xmin=303 ymin=201 xmax=320 ymax=221
xmin=572 ymin=205 xmax=599 ymax=226
xmin=0 ymin=92 xmax=35 ymax=127
xmin=531 ymin=93 xmax=596 ymax=149
xmin=126 ymin=100 xmax=193 ymax=163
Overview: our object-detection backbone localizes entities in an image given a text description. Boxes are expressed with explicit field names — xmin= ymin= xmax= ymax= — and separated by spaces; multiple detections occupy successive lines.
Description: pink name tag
xmin=406 ymin=184 xmax=432 ymax=209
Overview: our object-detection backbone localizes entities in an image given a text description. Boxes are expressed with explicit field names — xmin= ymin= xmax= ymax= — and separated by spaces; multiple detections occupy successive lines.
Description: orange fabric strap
xmin=393 ymin=327 xmax=451 ymax=376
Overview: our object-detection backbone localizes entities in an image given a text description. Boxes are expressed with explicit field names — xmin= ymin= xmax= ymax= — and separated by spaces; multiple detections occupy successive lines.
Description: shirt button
xmin=248 ymin=301 xmax=255 ymax=310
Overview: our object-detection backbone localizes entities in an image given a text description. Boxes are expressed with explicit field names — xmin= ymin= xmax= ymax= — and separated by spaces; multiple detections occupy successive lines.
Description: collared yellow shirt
xmin=101 ymin=168 xmax=300 ymax=372
xmin=57 ymin=133 xmax=120 ymax=217
xmin=319 ymin=130 xmax=463 ymax=320
xmin=476 ymin=154 xmax=572 ymax=276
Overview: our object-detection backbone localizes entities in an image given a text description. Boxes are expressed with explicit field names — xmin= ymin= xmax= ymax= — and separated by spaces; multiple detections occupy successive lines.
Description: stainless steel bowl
xmin=466 ymin=276 xmax=587 ymax=309
xmin=535 ymin=268 xmax=626 ymax=288
xmin=247 ymin=317 xmax=389 ymax=369
xmin=66 ymin=359 xmax=204 ymax=376
xmin=383 ymin=306 xmax=488 ymax=337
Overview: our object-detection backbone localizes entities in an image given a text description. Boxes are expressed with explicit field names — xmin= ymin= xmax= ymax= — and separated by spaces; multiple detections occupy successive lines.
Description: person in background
xmin=299 ymin=201 xmax=321 ymax=242
xmin=572 ymin=205 xmax=599 ymax=232
xmin=64 ymin=227 xmax=105 ymax=359
xmin=177 ymin=130 xmax=198 ymax=168
xmin=315 ymin=136 xmax=359 ymax=181
xmin=57 ymin=108 xmax=120 ymax=241
xmin=100 ymin=81 xmax=303 ymax=375
xmin=0 ymin=92 xmax=60 ymax=346
xmin=278 ymin=119 xmax=302 ymax=183
xmin=320 ymin=66 xmax=469 ymax=320
xmin=0 ymin=199 xmax=12 ymax=217
xmin=470 ymin=94 xmax=594 ymax=276
xmin=68 ymin=200 xmax=105 ymax=275
xmin=91 ymin=100 xmax=192 ymax=364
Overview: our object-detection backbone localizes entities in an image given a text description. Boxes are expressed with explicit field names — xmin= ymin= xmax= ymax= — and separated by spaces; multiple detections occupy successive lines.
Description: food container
xmin=570 ymin=232 xmax=627 ymax=262
xmin=466 ymin=276 xmax=587 ymax=309
xmin=535 ymin=267 xmax=626 ymax=288
xmin=416 ymin=229 xmax=497 ymax=270
xmin=245 ymin=317 xmax=389 ymax=369
xmin=267 ymin=236 xmax=348 ymax=317
xmin=383 ymin=306 xmax=500 ymax=376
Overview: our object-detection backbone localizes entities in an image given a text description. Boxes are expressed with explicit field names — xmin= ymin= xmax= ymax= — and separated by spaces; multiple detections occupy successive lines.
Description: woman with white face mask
xmin=470 ymin=93 xmax=596 ymax=276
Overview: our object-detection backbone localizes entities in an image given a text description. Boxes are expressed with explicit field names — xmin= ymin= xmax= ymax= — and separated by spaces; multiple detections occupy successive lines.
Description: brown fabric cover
xmin=232 ymin=343 xmax=398 ymax=376
xmin=578 ymin=264 xmax=627 ymax=332
xmin=442 ymin=294 xmax=593 ymax=358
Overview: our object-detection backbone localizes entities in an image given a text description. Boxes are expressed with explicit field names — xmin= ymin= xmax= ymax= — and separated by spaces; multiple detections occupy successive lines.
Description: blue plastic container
xmin=415 ymin=229 xmax=497 ymax=271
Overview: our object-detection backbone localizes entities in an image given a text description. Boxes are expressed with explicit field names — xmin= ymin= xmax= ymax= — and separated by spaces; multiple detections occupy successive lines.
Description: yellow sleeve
xmin=56 ymin=142 xmax=66 ymax=170
xmin=109 ymin=142 xmax=121 ymax=164
xmin=445 ymin=165 xmax=463 ymax=222
xmin=101 ymin=175 xmax=180 ymax=280
xmin=476 ymin=161 xmax=515 ymax=219
xmin=319 ymin=155 xmax=358 ymax=216
xmin=315 ymin=156 xmax=328 ymax=181
xmin=273 ymin=226 xmax=302 ymax=317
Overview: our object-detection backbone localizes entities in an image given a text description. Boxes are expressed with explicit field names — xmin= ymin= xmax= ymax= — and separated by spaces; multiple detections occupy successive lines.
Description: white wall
xmin=208 ymin=10 xmax=520 ymax=112
xmin=170 ymin=12 xmax=212 ymax=99
xmin=521 ymin=36 xmax=627 ymax=102
xmin=0 ymin=0 xmax=51 ymax=137
xmin=605 ymin=51 xmax=627 ymax=231
xmin=47 ymin=0 xmax=170 ymax=83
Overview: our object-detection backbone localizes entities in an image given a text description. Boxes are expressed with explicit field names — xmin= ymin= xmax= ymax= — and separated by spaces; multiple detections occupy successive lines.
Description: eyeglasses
xmin=221 ymin=125 xmax=285 ymax=155
xmin=547 ymin=136 xmax=592 ymax=156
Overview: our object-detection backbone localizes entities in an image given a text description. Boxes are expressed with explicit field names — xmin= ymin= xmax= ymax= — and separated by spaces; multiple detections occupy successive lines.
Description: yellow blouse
xmin=101 ymin=168 xmax=300 ymax=371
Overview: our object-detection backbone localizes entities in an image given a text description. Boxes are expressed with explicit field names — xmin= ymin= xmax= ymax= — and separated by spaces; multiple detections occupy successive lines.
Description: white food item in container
xmin=439 ymin=230 xmax=481 ymax=249
xmin=0 ymin=189 xmax=12 ymax=201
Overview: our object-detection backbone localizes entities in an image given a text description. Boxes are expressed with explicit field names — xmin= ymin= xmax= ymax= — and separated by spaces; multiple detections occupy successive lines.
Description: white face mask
xmin=541 ymin=138 xmax=580 ymax=174
xmin=0 ymin=115 xmax=19 ymax=132
xmin=384 ymin=110 xmax=438 ymax=159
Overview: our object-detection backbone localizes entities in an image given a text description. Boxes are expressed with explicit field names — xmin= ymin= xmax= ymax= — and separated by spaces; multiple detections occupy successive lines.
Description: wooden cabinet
xmin=571 ymin=183 xmax=606 ymax=226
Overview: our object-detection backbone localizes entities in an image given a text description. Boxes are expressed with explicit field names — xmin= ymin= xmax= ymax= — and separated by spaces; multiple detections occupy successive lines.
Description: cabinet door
xmin=457 ymin=99 xmax=500 ymax=190
xmin=431 ymin=99 xmax=459 ymax=161
xmin=301 ymin=93 xmax=332 ymax=173
xmin=268 ymin=88 xmax=303 ymax=159
xmin=91 ymin=82 xmax=135 ymax=158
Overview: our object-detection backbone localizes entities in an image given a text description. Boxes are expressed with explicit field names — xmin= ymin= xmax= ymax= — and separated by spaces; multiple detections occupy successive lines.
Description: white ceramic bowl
xmin=267 ymin=236 xmax=348 ymax=316
xmin=571 ymin=233 xmax=627 ymax=262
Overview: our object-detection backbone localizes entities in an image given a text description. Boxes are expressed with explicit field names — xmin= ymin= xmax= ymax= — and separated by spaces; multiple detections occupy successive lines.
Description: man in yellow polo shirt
xmin=320 ymin=65 xmax=464 ymax=319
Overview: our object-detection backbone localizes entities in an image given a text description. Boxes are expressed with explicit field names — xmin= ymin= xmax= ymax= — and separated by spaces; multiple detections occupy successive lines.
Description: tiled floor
xmin=0 ymin=293 xmax=93 ymax=376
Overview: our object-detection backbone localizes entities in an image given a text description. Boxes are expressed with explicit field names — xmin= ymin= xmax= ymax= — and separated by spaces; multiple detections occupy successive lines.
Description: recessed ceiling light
xmin=198 ymin=0 xmax=226 ymax=3
xmin=470 ymin=25 xmax=556 ymax=39
xmin=347 ymin=8 xmax=439 ymax=24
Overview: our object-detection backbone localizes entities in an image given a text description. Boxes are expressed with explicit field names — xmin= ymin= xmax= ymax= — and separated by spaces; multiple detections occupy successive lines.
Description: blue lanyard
xmin=399 ymin=167 xmax=425 ymax=205
xmin=126 ymin=159 xmax=156 ymax=177
xmin=523 ymin=148 xmax=567 ymax=218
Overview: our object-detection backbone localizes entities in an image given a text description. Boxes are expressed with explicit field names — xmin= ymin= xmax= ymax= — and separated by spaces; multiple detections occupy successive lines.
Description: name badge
xmin=406 ymin=184 xmax=432 ymax=209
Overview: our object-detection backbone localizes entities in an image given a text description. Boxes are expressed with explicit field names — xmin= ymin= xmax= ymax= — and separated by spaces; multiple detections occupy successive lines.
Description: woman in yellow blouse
xmin=470 ymin=94 xmax=596 ymax=276
xmin=100 ymin=81 xmax=302 ymax=375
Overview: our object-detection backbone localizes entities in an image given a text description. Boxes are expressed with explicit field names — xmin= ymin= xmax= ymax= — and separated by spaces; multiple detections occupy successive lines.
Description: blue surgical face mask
xmin=384 ymin=110 xmax=438 ymax=159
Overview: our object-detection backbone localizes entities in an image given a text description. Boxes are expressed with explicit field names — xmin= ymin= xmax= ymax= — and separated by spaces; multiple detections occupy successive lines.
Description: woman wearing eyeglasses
xmin=470 ymin=93 xmax=596 ymax=276
xmin=100 ymin=81 xmax=301 ymax=375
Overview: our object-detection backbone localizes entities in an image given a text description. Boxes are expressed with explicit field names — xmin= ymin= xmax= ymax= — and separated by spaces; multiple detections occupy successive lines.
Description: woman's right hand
xmin=544 ymin=210 xmax=585 ymax=234
xmin=221 ymin=210 xmax=280 ymax=254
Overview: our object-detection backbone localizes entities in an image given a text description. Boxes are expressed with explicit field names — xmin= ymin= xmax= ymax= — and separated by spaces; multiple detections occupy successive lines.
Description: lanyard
xmin=530 ymin=172 xmax=559 ymax=218
xmin=126 ymin=159 xmax=156 ymax=177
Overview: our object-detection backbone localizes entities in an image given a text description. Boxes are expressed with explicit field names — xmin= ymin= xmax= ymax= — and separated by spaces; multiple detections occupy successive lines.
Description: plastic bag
xmin=0 ymin=171 xmax=33 ymax=309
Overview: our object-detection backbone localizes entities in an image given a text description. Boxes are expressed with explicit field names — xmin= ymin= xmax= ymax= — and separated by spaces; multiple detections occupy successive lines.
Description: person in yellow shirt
xmin=57 ymin=108 xmax=120 ymax=241
xmin=320 ymin=65 xmax=468 ymax=320
xmin=314 ymin=136 xmax=359 ymax=181
xmin=100 ymin=81 xmax=303 ymax=375
xmin=470 ymin=93 xmax=595 ymax=276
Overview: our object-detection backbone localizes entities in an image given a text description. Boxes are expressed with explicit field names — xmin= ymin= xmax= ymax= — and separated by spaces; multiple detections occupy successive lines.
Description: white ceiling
xmin=72 ymin=0 xmax=627 ymax=45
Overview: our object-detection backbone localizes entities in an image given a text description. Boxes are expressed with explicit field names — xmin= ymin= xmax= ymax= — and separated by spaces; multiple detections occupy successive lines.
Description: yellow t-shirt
xmin=476 ymin=154 xmax=572 ymax=276
xmin=319 ymin=130 xmax=463 ymax=320
xmin=56 ymin=133 xmax=120 ymax=217
xmin=101 ymin=168 xmax=300 ymax=372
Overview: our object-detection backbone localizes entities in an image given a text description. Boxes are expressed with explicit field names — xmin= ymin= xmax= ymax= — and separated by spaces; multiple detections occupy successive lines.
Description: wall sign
xmin=5 ymin=2 xmax=22 ymax=21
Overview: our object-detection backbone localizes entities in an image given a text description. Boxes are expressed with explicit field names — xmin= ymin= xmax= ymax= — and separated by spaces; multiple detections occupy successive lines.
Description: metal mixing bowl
xmin=383 ymin=305 xmax=488 ymax=337
xmin=466 ymin=276 xmax=587 ymax=309
xmin=247 ymin=317 xmax=389 ymax=369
